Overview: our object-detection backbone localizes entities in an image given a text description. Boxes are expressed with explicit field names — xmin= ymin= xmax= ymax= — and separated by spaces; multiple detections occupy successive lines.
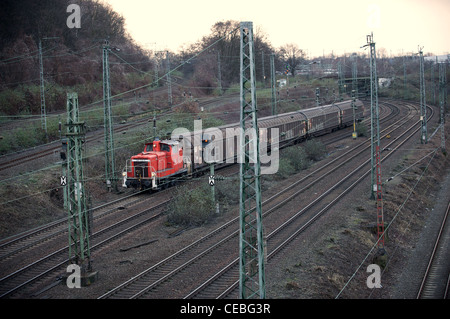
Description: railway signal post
xmin=239 ymin=21 xmax=266 ymax=299
xmin=66 ymin=93 xmax=97 ymax=286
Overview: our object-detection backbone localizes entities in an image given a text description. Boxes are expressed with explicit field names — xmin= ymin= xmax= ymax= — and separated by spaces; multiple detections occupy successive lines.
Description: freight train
xmin=122 ymin=99 xmax=364 ymax=190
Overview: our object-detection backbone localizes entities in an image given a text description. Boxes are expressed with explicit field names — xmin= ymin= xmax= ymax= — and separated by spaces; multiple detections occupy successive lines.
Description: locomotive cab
xmin=123 ymin=139 xmax=185 ymax=190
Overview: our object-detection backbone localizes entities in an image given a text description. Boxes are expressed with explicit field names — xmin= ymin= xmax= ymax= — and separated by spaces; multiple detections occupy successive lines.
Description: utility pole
xmin=38 ymin=37 xmax=58 ymax=138
xmin=338 ymin=61 xmax=344 ymax=101
xmin=352 ymin=90 xmax=357 ymax=139
xmin=363 ymin=34 xmax=384 ymax=250
xmin=315 ymin=87 xmax=320 ymax=107
xmin=431 ymin=59 xmax=435 ymax=105
xmin=362 ymin=33 xmax=380 ymax=199
xmin=103 ymin=40 xmax=117 ymax=191
xmin=239 ymin=21 xmax=265 ymax=299
xmin=261 ymin=52 xmax=266 ymax=88
xmin=66 ymin=92 xmax=96 ymax=284
xmin=375 ymin=145 xmax=385 ymax=249
xmin=217 ymin=51 xmax=223 ymax=95
xmin=352 ymin=57 xmax=358 ymax=97
xmin=38 ymin=38 xmax=47 ymax=136
xmin=153 ymin=52 xmax=160 ymax=88
xmin=270 ymin=53 xmax=277 ymax=115
xmin=60 ymin=133 xmax=68 ymax=210
xmin=166 ymin=51 xmax=173 ymax=106
xmin=439 ymin=62 xmax=446 ymax=151
xmin=419 ymin=47 xmax=428 ymax=144
xmin=403 ymin=55 xmax=407 ymax=99
xmin=210 ymin=163 xmax=215 ymax=202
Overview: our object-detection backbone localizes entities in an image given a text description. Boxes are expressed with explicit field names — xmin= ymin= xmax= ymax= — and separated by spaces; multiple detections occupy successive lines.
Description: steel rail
xmin=185 ymin=102 xmax=433 ymax=298
xmin=100 ymin=101 xmax=409 ymax=299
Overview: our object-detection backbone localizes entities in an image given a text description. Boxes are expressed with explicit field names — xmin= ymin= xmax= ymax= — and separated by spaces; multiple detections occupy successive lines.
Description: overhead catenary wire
xmin=335 ymin=147 xmax=439 ymax=299
xmin=0 ymin=96 xmax=356 ymax=206
xmin=0 ymin=29 xmax=241 ymax=126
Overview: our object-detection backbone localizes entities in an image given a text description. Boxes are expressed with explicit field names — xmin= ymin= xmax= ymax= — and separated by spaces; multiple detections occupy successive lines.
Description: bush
xmin=276 ymin=157 xmax=294 ymax=179
xmin=304 ymin=139 xmax=327 ymax=161
xmin=356 ymin=122 xmax=368 ymax=137
xmin=167 ymin=183 xmax=215 ymax=226
xmin=215 ymin=178 xmax=239 ymax=204
xmin=283 ymin=146 xmax=309 ymax=171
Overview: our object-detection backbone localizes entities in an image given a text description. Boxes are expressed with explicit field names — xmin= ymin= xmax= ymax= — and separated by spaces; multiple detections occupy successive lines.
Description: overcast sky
xmin=103 ymin=0 xmax=449 ymax=57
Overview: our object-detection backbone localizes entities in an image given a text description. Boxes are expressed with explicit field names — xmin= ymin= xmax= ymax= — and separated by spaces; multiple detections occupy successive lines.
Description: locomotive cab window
xmin=145 ymin=144 xmax=153 ymax=152
xmin=161 ymin=144 xmax=171 ymax=152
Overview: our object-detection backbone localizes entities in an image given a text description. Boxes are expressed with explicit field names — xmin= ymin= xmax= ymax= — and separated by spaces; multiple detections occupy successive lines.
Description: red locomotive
xmin=123 ymin=138 xmax=185 ymax=189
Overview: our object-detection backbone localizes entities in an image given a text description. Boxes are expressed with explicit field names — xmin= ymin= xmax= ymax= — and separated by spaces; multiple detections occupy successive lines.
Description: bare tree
xmin=278 ymin=43 xmax=306 ymax=76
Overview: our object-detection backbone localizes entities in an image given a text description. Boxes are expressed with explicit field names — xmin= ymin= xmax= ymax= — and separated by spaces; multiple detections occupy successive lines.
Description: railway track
xmin=416 ymin=201 xmax=450 ymax=299
xmin=97 ymin=100 xmax=418 ymax=299
xmin=0 ymin=108 xmax=173 ymax=175
xmin=0 ymin=162 xmax=240 ymax=298
xmin=0 ymin=191 xmax=145 ymax=260
xmin=0 ymin=99 xmax=426 ymax=299
xmin=0 ymin=97 xmax=375 ymax=259
xmin=0 ymin=189 xmax=170 ymax=298
xmin=0 ymin=89 xmax=239 ymax=176
xmin=185 ymin=101 xmax=427 ymax=299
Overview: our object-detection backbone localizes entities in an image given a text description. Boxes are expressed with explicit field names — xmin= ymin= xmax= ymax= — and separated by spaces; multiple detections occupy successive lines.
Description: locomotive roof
xmin=146 ymin=139 xmax=179 ymax=145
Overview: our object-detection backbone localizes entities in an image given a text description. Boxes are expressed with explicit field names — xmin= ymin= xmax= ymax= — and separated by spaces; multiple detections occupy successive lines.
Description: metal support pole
xmin=375 ymin=145 xmax=385 ymax=248
xmin=153 ymin=52 xmax=159 ymax=88
xmin=352 ymin=90 xmax=357 ymax=139
xmin=210 ymin=163 xmax=215 ymax=202
xmin=166 ymin=51 xmax=173 ymax=106
xmin=38 ymin=37 xmax=58 ymax=138
xmin=316 ymin=87 xmax=320 ymax=107
xmin=403 ymin=55 xmax=407 ymax=100
xmin=38 ymin=38 xmax=47 ymax=136
xmin=103 ymin=41 xmax=117 ymax=191
xmin=439 ymin=63 xmax=446 ymax=151
xmin=153 ymin=113 xmax=157 ymax=138
xmin=338 ymin=61 xmax=344 ymax=101
xmin=217 ymin=51 xmax=223 ymax=95
xmin=431 ymin=58 xmax=435 ymax=105
xmin=66 ymin=92 xmax=91 ymax=271
xmin=261 ymin=52 xmax=266 ymax=88
xmin=363 ymin=33 xmax=380 ymax=199
xmin=239 ymin=21 xmax=265 ymax=300
xmin=270 ymin=53 xmax=277 ymax=115
xmin=419 ymin=47 xmax=428 ymax=144
xmin=61 ymin=135 xmax=68 ymax=210
xmin=352 ymin=58 xmax=358 ymax=97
